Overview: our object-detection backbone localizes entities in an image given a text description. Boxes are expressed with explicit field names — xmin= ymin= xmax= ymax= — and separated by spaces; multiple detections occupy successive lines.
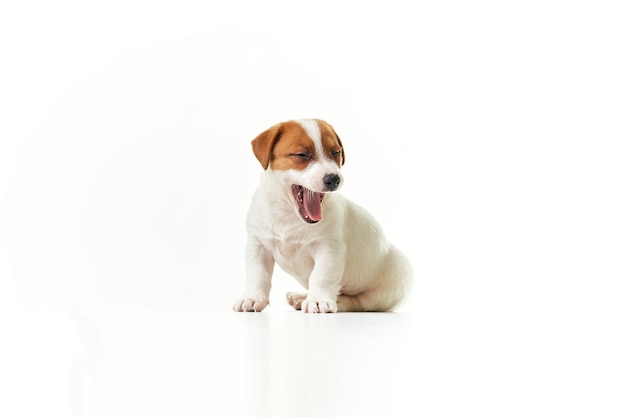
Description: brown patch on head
xmin=317 ymin=119 xmax=345 ymax=166
xmin=251 ymin=121 xmax=316 ymax=171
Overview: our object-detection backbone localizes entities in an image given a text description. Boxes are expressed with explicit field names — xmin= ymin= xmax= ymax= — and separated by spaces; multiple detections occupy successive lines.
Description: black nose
xmin=323 ymin=174 xmax=341 ymax=191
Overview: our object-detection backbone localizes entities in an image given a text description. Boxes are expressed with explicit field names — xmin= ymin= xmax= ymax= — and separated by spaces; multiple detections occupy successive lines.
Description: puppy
xmin=233 ymin=119 xmax=412 ymax=313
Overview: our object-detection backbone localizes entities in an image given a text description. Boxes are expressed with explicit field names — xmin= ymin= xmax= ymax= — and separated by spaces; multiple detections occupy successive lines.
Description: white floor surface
xmin=2 ymin=293 xmax=624 ymax=417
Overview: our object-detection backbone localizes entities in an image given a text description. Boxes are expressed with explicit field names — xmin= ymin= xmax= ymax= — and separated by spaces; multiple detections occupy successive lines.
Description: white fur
xmin=233 ymin=120 xmax=413 ymax=313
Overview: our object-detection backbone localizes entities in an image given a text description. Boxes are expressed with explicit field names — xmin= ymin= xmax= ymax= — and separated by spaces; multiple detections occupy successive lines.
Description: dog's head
xmin=251 ymin=119 xmax=345 ymax=224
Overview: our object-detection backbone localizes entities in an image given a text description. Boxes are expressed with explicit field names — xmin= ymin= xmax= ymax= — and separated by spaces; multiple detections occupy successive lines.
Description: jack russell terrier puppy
xmin=233 ymin=119 xmax=413 ymax=313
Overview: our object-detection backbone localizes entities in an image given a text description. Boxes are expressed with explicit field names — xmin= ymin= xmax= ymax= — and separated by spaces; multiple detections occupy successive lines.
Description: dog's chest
xmin=266 ymin=233 xmax=315 ymax=259
xmin=270 ymin=239 xmax=303 ymax=259
xmin=261 ymin=229 xmax=317 ymax=281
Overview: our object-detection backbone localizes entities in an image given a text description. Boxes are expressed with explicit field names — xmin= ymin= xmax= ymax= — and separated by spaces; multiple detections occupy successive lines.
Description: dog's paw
xmin=301 ymin=298 xmax=337 ymax=314
xmin=286 ymin=292 xmax=307 ymax=310
xmin=233 ymin=298 xmax=268 ymax=312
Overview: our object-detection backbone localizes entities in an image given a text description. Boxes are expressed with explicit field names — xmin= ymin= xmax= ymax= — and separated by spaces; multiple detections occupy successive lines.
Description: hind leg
xmin=342 ymin=248 xmax=412 ymax=312
xmin=337 ymin=294 xmax=364 ymax=312
xmin=337 ymin=292 xmax=394 ymax=312
xmin=337 ymin=291 xmax=398 ymax=312
xmin=286 ymin=292 xmax=307 ymax=310
xmin=337 ymin=251 xmax=412 ymax=312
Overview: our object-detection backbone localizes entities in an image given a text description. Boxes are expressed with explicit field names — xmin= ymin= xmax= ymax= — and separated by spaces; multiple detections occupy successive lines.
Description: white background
xmin=1 ymin=1 xmax=625 ymax=416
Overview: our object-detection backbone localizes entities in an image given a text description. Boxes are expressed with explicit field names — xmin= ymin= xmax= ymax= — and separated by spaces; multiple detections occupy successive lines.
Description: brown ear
xmin=251 ymin=124 xmax=283 ymax=170
xmin=330 ymin=126 xmax=346 ymax=166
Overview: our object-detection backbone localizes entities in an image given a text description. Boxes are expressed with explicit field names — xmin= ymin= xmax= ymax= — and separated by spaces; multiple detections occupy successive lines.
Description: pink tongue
xmin=303 ymin=188 xmax=322 ymax=221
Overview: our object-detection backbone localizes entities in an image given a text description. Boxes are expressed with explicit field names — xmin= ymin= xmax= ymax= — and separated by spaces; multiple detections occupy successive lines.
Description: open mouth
xmin=292 ymin=184 xmax=326 ymax=224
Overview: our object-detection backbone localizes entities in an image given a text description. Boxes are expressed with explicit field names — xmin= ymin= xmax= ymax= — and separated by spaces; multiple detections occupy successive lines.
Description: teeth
xmin=294 ymin=185 xmax=325 ymax=205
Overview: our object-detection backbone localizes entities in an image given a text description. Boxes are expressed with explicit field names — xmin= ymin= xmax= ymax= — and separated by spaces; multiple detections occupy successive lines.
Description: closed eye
xmin=332 ymin=149 xmax=342 ymax=156
xmin=291 ymin=153 xmax=311 ymax=159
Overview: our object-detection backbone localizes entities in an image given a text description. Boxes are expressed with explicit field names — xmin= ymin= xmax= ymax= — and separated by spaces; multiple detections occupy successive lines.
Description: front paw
xmin=301 ymin=298 xmax=337 ymax=314
xmin=233 ymin=298 xmax=268 ymax=312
